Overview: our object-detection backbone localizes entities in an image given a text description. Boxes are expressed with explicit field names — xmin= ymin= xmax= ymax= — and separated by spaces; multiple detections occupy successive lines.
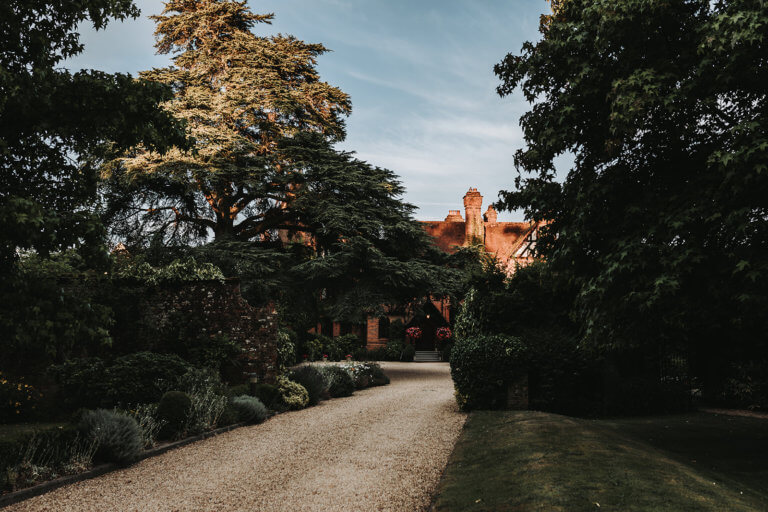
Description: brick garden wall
xmin=140 ymin=279 xmax=278 ymax=383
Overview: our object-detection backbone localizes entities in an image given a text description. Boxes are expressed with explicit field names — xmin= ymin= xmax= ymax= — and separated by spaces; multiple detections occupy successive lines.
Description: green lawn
xmin=434 ymin=411 xmax=768 ymax=511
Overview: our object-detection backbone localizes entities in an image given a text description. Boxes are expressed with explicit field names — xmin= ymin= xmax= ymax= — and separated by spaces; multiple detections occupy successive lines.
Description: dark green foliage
xmin=218 ymin=404 xmax=240 ymax=427
xmin=301 ymin=333 xmax=363 ymax=362
xmin=0 ymin=373 xmax=42 ymax=421
xmin=231 ymin=395 xmax=268 ymax=424
xmin=52 ymin=352 xmax=193 ymax=411
xmin=370 ymin=365 xmax=390 ymax=387
xmin=0 ymin=0 xmax=185 ymax=269
xmin=289 ymin=366 xmax=327 ymax=406
xmin=252 ymin=383 xmax=280 ymax=410
xmin=170 ymin=366 xmax=228 ymax=398
xmin=0 ymin=424 xmax=95 ymax=492
xmin=441 ymin=343 xmax=452 ymax=362
xmin=450 ymin=334 xmax=527 ymax=411
xmin=402 ymin=345 xmax=415 ymax=362
xmin=79 ymin=409 xmax=143 ymax=465
xmin=228 ymin=384 xmax=250 ymax=399
xmin=156 ymin=391 xmax=192 ymax=440
xmin=352 ymin=340 xmax=407 ymax=362
xmin=276 ymin=328 xmax=297 ymax=371
xmin=319 ymin=366 xmax=355 ymax=398
xmin=719 ymin=360 xmax=768 ymax=411
xmin=495 ymin=0 xmax=768 ymax=395
xmin=0 ymin=254 xmax=114 ymax=376
xmin=388 ymin=319 xmax=406 ymax=341
xmin=385 ymin=339 xmax=405 ymax=361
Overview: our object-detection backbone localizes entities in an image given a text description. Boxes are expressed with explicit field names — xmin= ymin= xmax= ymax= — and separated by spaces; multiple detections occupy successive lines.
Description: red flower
xmin=406 ymin=327 xmax=423 ymax=339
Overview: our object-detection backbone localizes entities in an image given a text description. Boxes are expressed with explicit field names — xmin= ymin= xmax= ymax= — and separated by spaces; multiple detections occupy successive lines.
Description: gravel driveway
xmin=7 ymin=362 xmax=466 ymax=512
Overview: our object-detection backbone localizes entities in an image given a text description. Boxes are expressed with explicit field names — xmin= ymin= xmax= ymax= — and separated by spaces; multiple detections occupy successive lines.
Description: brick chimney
xmin=484 ymin=204 xmax=498 ymax=224
xmin=445 ymin=210 xmax=463 ymax=222
xmin=463 ymin=188 xmax=484 ymax=244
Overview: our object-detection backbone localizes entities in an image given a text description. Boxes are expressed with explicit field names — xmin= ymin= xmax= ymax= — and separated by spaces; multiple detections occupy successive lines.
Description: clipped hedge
xmin=52 ymin=352 xmax=193 ymax=411
xmin=450 ymin=334 xmax=527 ymax=410
xmin=289 ymin=365 xmax=326 ymax=406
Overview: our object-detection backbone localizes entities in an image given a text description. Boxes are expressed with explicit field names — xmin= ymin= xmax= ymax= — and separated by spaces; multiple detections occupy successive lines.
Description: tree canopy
xmin=495 ymin=0 xmax=768 ymax=379
xmin=103 ymin=0 xmax=352 ymax=243
xmin=99 ymin=0 xmax=456 ymax=324
xmin=0 ymin=0 xmax=186 ymax=267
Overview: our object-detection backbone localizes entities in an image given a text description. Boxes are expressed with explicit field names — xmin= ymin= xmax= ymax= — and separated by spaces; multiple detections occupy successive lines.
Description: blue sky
xmin=65 ymin=0 xmax=558 ymax=221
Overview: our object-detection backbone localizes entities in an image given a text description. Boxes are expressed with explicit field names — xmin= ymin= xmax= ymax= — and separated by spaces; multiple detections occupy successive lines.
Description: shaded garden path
xmin=8 ymin=363 xmax=466 ymax=512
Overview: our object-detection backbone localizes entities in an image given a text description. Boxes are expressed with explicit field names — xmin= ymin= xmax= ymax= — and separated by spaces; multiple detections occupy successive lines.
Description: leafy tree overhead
xmin=278 ymin=134 xmax=460 ymax=322
xmin=103 ymin=0 xmax=352 ymax=243
xmin=495 ymin=0 xmax=768 ymax=387
xmin=0 ymin=0 xmax=187 ymax=268
xmin=101 ymin=0 xmax=458 ymax=324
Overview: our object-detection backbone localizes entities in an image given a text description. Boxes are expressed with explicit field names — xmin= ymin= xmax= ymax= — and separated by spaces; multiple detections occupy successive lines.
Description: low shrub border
xmin=0 ymin=421 xmax=244 ymax=509
xmin=0 ymin=361 xmax=391 ymax=507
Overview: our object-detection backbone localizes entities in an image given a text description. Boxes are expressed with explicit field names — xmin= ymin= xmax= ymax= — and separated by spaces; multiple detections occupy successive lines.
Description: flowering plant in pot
xmin=406 ymin=327 xmax=422 ymax=341
xmin=436 ymin=327 xmax=452 ymax=341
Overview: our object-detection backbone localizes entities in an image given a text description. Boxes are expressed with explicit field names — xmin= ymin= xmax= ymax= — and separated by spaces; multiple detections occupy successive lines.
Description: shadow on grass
xmin=435 ymin=411 xmax=768 ymax=512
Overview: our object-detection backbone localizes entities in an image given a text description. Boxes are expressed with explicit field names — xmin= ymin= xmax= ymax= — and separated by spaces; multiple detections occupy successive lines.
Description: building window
xmin=378 ymin=317 xmax=390 ymax=339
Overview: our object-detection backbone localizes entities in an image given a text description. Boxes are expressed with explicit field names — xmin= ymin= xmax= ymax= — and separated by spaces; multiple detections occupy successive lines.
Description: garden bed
xmin=1 ymin=361 xmax=389 ymax=505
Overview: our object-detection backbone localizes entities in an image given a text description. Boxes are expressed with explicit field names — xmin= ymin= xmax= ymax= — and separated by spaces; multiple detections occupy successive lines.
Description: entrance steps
xmin=414 ymin=350 xmax=442 ymax=362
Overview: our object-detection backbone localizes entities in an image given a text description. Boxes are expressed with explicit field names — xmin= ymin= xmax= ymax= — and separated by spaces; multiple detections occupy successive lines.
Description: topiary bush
xmin=289 ymin=365 xmax=327 ymax=406
xmin=78 ymin=409 xmax=143 ymax=465
xmin=228 ymin=384 xmax=250 ymax=398
xmin=252 ymin=383 xmax=280 ymax=410
xmin=231 ymin=395 xmax=268 ymax=424
xmin=156 ymin=391 xmax=192 ymax=440
xmin=449 ymin=334 xmax=527 ymax=410
xmin=402 ymin=345 xmax=415 ymax=362
xmin=319 ymin=366 xmax=355 ymax=398
xmin=370 ymin=364 xmax=390 ymax=386
xmin=218 ymin=404 xmax=240 ymax=427
xmin=276 ymin=377 xmax=309 ymax=410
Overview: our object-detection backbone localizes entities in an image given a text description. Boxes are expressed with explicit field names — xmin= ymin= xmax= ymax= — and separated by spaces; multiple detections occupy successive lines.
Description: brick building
xmin=321 ymin=188 xmax=542 ymax=350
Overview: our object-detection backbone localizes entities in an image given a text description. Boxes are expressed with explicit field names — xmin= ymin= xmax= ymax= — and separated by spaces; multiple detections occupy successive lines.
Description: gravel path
xmin=7 ymin=362 xmax=466 ymax=512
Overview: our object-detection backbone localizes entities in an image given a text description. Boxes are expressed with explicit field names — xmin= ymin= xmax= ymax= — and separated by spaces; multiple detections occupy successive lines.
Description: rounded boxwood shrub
xmin=79 ymin=409 xmax=143 ymax=465
xmin=227 ymin=384 xmax=250 ymax=398
xmin=402 ymin=345 xmax=415 ymax=362
xmin=276 ymin=377 xmax=309 ymax=410
xmin=449 ymin=334 xmax=527 ymax=410
xmin=370 ymin=364 xmax=390 ymax=386
xmin=289 ymin=366 xmax=326 ymax=406
xmin=218 ymin=404 xmax=240 ymax=427
xmin=231 ymin=395 xmax=268 ymax=424
xmin=252 ymin=383 xmax=280 ymax=409
xmin=156 ymin=391 xmax=192 ymax=440
xmin=320 ymin=366 xmax=355 ymax=398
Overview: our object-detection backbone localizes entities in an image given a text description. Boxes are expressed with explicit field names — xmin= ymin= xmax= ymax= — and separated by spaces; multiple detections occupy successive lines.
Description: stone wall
xmin=141 ymin=279 xmax=278 ymax=383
